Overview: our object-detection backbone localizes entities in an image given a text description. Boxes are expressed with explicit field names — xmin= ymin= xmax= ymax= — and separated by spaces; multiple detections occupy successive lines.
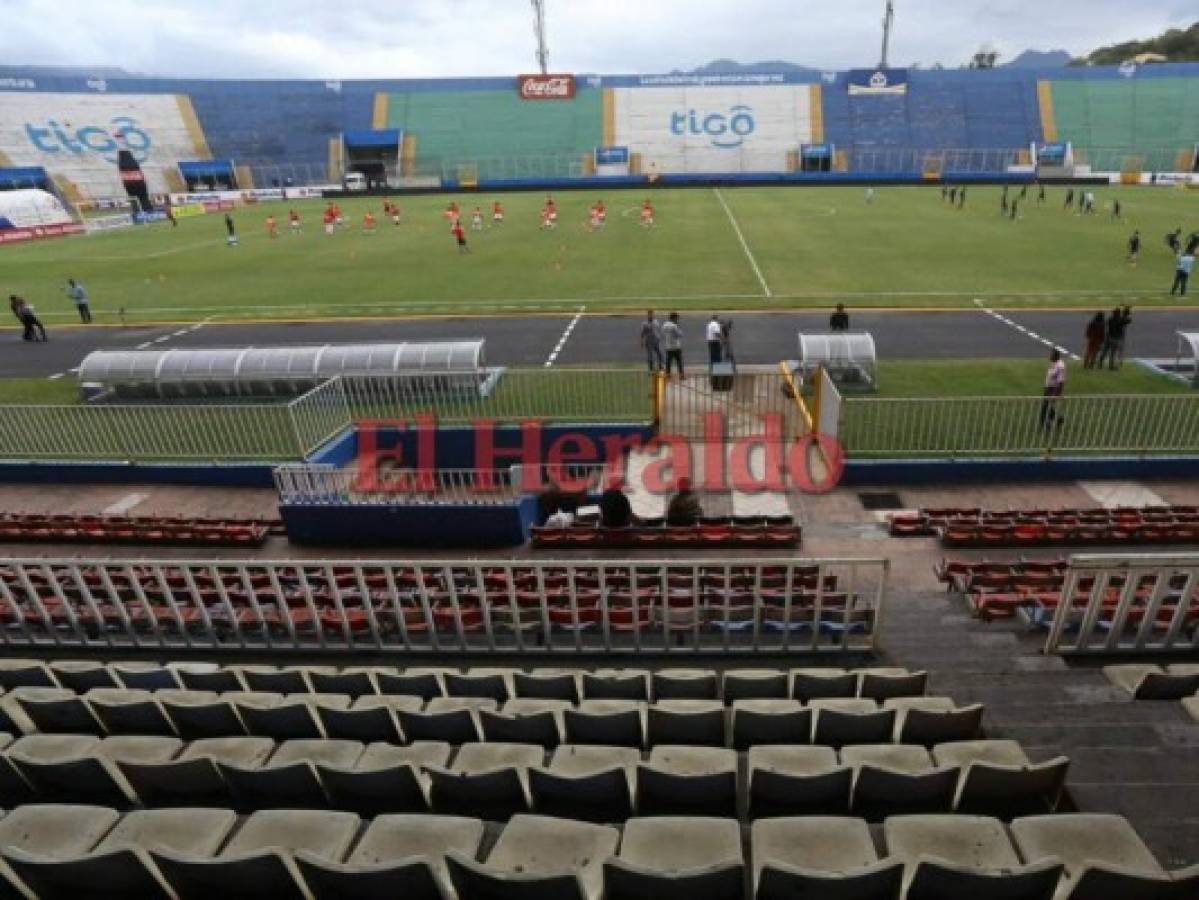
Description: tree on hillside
xmin=1072 ymin=21 xmax=1199 ymax=65
xmin=968 ymin=48 xmax=999 ymax=69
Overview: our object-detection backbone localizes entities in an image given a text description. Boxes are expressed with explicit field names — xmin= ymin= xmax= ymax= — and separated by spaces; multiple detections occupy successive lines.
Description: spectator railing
xmin=0 ymin=557 xmax=888 ymax=655
xmin=273 ymin=464 xmax=605 ymax=506
xmin=1045 ymin=553 xmax=1199 ymax=655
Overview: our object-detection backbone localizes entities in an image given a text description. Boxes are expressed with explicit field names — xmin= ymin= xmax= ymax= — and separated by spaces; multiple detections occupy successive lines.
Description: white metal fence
xmin=840 ymin=394 xmax=1199 ymax=457
xmin=0 ymin=404 xmax=299 ymax=461
xmin=287 ymin=379 xmax=352 ymax=457
xmin=1045 ymin=554 xmax=1199 ymax=655
xmin=0 ymin=557 xmax=888 ymax=655
xmin=274 ymin=463 xmax=609 ymax=506
xmin=817 ymin=367 xmax=843 ymax=439
xmin=0 ymin=370 xmax=651 ymax=463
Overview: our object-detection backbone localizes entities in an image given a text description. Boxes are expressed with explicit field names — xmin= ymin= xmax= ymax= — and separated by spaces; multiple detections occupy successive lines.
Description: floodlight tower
xmin=532 ymin=0 xmax=550 ymax=74
xmin=879 ymin=0 xmax=895 ymax=68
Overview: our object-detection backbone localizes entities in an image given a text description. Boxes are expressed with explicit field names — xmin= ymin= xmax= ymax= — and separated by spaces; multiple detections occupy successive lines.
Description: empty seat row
xmin=892 ymin=505 xmax=1199 ymax=537
xmin=4 ymin=688 xmax=978 ymax=748
xmin=0 ymin=805 xmax=1189 ymax=900
xmin=530 ymin=521 xmax=802 ymax=550
xmin=0 ymin=660 xmax=926 ymax=703
xmin=937 ymin=522 xmax=1199 ymax=548
xmin=0 ymin=734 xmax=1066 ymax=822
xmin=0 ymin=512 xmax=284 ymax=531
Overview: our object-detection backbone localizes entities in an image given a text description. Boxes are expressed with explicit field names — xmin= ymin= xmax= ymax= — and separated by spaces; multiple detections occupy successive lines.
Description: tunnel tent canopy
xmin=77 ymin=341 xmax=487 ymax=399
xmin=797 ymin=332 xmax=877 ymax=390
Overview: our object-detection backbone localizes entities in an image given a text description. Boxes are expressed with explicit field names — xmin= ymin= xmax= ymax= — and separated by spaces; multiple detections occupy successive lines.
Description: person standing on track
xmin=1172 ymin=251 xmax=1194 ymax=297
xmin=66 ymin=279 xmax=91 ymax=323
xmin=640 ymin=310 xmax=664 ymax=373
xmin=1082 ymin=312 xmax=1105 ymax=369
xmin=10 ymin=295 xmax=46 ymax=342
xmin=224 ymin=213 xmax=238 ymax=246
xmin=662 ymin=312 xmax=684 ymax=378
xmin=830 ymin=303 xmax=850 ymax=331
xmin=706 ymin=315 xmax=723 ymax=366
xmin=1098 ymin=307 xmax=1131 ymax=369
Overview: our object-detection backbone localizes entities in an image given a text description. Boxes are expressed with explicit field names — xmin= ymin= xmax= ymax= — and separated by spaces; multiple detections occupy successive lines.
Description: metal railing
xmin=659 ymin=370 xmax=802 ymax=439
xmin=840 ymin=394 xmax=1199 ymax=458
xmin=0 ymin=557 xmax=888 ymax=655
xmin=287 ymin=379 xmax=352 ymax=457
xmin=275 ymin=462 xmax=609 ymax=505
xmin=1045 ymin=553 xmax=1199 ymax=655
xmin=0 ymin=404 xmax=300 ymax=462
xmin=340 ymin=370 xmax=653 ymax=425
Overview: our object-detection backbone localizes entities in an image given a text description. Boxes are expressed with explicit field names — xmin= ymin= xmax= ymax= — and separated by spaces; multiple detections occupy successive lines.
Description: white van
xmin=343 ymin=172 xmax=368 ymax=192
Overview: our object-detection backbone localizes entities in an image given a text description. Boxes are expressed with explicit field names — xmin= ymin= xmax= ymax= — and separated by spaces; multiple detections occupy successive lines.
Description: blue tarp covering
xmin=178 ymin=159 xmax=235 ymax=178
xmin=0 ymin=166 xmax=50 ymax=187
xmin=342 ymin=128 xmax=401 ymax=148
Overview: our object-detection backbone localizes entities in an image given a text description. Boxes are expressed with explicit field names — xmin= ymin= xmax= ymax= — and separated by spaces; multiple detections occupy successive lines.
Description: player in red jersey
xmin=322 ymin=207 xmax=336 ymax=235
xmin=452 ymin=217 xmax=469 ymax=253
xmin=596 ymin=199 xmax=607 ymax=227
xmin=492 ymin=200 xmax=504 ymax=224
xmin=332 ymin=203 xmax=344 ymax=228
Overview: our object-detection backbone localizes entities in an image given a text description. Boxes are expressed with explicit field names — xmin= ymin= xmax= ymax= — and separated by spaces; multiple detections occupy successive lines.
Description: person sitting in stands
xmin=666 ymin=477 xmax=703 ymax=526
xmin=599 ymin=478 xmax=635 ymax=528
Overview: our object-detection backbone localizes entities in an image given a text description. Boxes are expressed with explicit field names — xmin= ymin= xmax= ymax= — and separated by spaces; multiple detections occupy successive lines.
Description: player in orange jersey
xmin=640 ymin=198 xmax=655 ymax=228
xmin=322 ymin=207 xmax=336 ymax=235
xmin=288 ymin=208 xmax=301 ymax=233
xmin=363 ymin=211 xmax=377 ymax=233
xmin=596 ymin=199 xmax=607 ymax=227
xmin=492 ymin=200 xmax=504 ymax=224
xmin=265 ymin=214 xmax=278 ymax=238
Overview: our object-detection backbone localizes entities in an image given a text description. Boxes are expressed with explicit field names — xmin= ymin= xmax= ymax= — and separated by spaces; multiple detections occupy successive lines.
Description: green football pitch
xmin=3 ymin=184 xmax=1195 ymax=324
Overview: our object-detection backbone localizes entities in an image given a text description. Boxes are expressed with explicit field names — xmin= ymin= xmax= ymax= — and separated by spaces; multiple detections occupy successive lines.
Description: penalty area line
xmin=713 ymin=188 xmax=772 ymax=298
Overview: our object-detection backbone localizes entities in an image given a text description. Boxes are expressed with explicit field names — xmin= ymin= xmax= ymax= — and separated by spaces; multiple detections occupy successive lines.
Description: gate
xmin=659 ymin=368 xmax=804 ymax=439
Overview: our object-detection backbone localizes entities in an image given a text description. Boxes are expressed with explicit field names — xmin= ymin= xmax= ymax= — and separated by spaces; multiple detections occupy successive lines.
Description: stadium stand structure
xmin=1 ymin=63 xmax=1197 ymax=200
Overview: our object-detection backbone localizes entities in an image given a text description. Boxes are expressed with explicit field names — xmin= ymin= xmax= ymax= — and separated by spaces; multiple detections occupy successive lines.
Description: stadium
xmin=0 ymin=1 xmax=1197 ymax=897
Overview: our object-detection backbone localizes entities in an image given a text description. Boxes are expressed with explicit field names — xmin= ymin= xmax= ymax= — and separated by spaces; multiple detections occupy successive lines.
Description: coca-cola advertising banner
xmin=517 ymin=74 xmax=576 ymax=100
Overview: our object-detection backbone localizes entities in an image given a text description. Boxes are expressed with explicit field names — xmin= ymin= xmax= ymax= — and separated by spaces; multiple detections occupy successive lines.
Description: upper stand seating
xmin=890 ymin=506 xmax=1199 ymax=547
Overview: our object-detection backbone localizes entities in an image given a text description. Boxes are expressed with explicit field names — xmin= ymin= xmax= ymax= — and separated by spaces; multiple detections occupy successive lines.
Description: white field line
xmin=545 ymin=306 xmax=586 ymax=367
xmin=973 ymin=298 xmax=1081 ymax=361
xmin=713 ymin=188 xmax=771 ymax=298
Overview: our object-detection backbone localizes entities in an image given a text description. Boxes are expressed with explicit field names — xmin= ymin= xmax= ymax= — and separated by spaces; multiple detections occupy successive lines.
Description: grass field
xmin=2 ymin=184 xmax=1196 ymax=325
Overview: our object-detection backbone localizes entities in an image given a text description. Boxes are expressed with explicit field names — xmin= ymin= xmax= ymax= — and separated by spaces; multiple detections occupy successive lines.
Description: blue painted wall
xmin=281 ymin=495 xmax=540 ymax=546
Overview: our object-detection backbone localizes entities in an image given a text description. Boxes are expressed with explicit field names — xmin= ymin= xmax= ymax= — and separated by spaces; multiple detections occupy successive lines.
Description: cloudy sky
xmin=0 ymin=0 xmax=1193 ymax=78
